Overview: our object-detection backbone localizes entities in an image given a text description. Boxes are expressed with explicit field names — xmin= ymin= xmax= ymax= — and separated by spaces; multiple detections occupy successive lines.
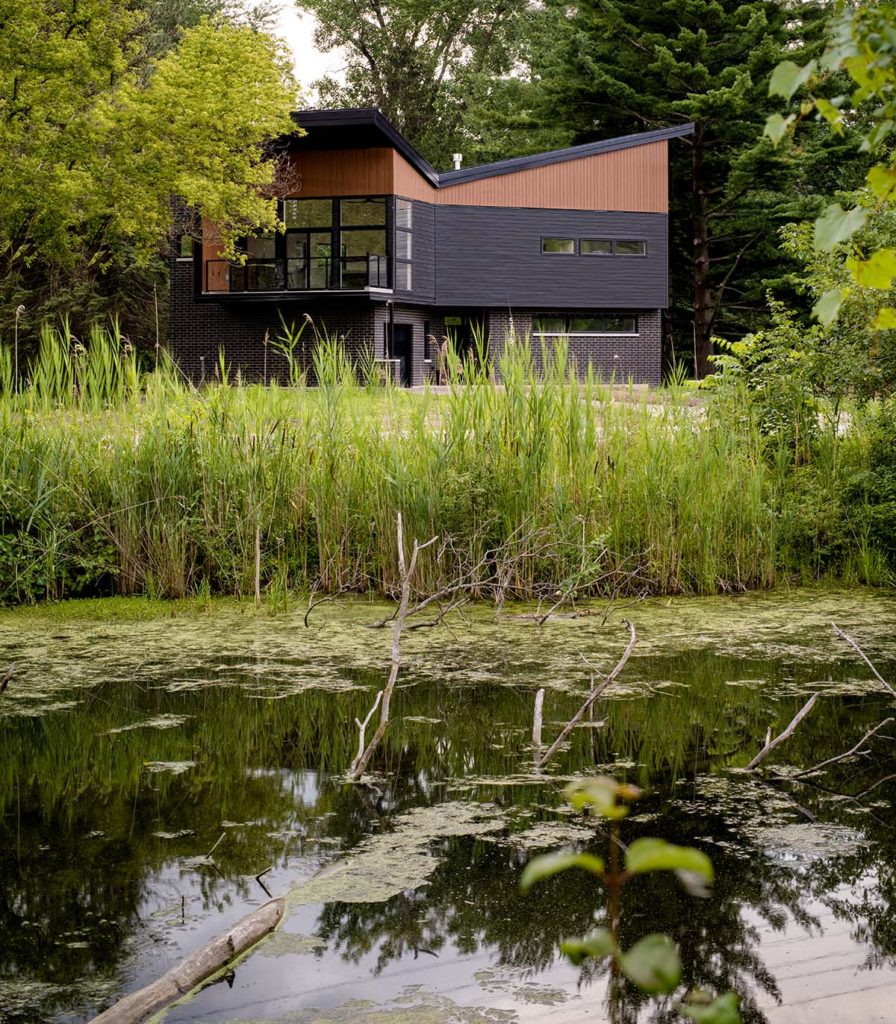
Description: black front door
xmin=390 ymin=324 xmax=413 ymax=386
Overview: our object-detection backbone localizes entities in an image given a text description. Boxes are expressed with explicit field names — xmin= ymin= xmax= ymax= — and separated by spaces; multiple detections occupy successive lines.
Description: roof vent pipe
xmin=452 ymin=153 xmax=463 ymax=170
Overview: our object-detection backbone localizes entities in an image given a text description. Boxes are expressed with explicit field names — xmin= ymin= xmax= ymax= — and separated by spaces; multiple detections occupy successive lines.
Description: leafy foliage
xmin=298 ymin=0 xmax=528 ymax=168
xmin=767 ymin=1 xmax=896 ymax=329
xmin=522 ymin=778 xmax=740 ymax=1024
xmin=0 ymin=2 xmax=298 ymax=347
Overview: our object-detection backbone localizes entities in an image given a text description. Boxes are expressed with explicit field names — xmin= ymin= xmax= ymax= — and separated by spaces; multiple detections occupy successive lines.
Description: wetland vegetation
xmin=2 ymin=324 xmax=895 ymax=611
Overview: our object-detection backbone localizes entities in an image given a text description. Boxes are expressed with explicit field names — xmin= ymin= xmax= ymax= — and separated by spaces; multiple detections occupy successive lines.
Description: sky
xmin=271 ymin=3 xmax=345 ymax=93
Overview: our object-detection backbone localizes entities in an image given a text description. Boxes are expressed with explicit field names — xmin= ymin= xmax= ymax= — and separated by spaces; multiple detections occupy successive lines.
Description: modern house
xmin=170 ymin=109 xmax=693 ymax=385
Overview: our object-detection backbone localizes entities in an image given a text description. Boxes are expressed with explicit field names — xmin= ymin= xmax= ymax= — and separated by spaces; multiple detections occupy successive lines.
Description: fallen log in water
xmin=88 ymin=897 xmax=285 ymax=1024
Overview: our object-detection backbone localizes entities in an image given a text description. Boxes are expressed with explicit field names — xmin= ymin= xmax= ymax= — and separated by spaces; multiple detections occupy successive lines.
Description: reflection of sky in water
xmin=2 ymin=588 xmax=896 ymax=1023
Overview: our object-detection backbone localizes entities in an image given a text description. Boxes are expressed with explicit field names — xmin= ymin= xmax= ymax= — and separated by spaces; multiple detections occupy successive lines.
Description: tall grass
xmin=0 ymin=323 xmax=880 ymax=604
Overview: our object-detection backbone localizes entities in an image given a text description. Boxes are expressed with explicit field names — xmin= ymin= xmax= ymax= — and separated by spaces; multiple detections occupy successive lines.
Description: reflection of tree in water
xmin=314 ymin=796 xmax=828 ymax=1024
xmin=2 ymin=640 xmax=896 ymax=1023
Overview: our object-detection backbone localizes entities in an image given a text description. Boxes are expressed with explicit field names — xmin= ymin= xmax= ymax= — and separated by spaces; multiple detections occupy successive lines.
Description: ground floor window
xmin=533 ymin=314 xmax=638 ymax=335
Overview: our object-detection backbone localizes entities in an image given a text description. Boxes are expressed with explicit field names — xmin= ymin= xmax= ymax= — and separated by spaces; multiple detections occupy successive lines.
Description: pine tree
xmin=520 ymin=0 xmax=861 ymax=375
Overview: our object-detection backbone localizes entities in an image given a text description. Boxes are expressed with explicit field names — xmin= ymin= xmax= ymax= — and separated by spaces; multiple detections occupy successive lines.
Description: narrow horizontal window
xmin=533 ymin=316 xmax=566 ymax=334
xmin=534 ymin=314 xmax=638 ymax=335
xmin=616 ymin=239 xmax=647 ymax=256
xmin=542 ymin=237 xmax=575 ymax=254
xmin=581 ymin=238 xmax=613 ymax=255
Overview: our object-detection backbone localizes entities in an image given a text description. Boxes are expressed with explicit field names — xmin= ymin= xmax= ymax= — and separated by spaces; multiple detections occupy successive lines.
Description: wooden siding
xmin=392 ymin=150 xmax=438 ymax=203
xmin=283 ymin=147 xmax=395 ymax=197
xmin=436 ymin=142 xmax=668 ymax=212
xmin=201 ymin=217 xmax=229 ymax=292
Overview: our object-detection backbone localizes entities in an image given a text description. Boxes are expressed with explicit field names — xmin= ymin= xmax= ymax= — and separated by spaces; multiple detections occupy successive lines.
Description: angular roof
xmin=291 ymin=109 xmax=694 ymax=189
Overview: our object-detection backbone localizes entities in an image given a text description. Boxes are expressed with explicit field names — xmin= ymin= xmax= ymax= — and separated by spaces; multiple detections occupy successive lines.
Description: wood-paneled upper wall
xmin=281 ymin=141 xmax=669 ymax=213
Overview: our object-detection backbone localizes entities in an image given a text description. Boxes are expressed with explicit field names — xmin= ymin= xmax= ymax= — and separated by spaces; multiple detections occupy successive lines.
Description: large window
xmin=210 ymin=196 xmax=391 ymax=292
xmin=534 ymin=314 xmax=639 ymax=335
xmin=395 ymin=198 xmax=413 ymax=292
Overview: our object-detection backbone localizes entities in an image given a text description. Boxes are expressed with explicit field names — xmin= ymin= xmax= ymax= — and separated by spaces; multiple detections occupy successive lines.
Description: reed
xmin=0 ymin=324 xmax=883 ymax=604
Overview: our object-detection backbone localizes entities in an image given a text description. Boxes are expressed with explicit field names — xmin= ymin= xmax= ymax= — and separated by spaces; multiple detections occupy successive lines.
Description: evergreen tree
xmin=510 ymin=0 xmax=862 ymax=375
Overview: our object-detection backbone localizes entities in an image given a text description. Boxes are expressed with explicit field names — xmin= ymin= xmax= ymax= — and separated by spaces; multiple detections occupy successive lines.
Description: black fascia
xmin=286 ymin=110 xmax=694 ymax=190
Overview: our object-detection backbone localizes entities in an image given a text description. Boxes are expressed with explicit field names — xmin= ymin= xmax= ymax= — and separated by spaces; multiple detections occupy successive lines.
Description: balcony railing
xmin=204 ymin=255 xmax=389 ymax=293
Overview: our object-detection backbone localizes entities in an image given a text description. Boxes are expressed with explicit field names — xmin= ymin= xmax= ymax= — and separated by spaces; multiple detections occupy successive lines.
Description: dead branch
xmin=88 ymin=897 xmax=284 ymax=1024
xmin=532 ymin=688 xmax=545 ymax=752
xmin=351 ymin=514 xmax=436 ymax=780
xmin=746 ymin=694 xmax=820 ymax=771
xmin=534 ymin=620 xmax=637 ymax=770
xmin=351 ymin=690 xmax=383 ymax=772
xmin=832 ymin=623 xmax=896 ymax=699
xmin=794 ymin=717 xmax=894 ymax=778
xmin=0 ymin=664 xmax=13 ymax=694
xmin=406 ymin=596 xmax=469 ymax=630
xmin=303 ymin=588 xmax=347 ymax=628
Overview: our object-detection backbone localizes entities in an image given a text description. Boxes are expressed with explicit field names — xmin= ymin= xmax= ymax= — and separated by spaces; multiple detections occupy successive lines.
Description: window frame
xmin=614 ymin=239 xmax=648 ymax=257
xmin=580 ymin=238 xmax=614 ymax=257
xmin=394 ymin=197 xmax=413 ymax=293
xmin=533 ymin=314 xmax=640 ymax=337
xmin=541 ymin=236 xmax=577 ymax=255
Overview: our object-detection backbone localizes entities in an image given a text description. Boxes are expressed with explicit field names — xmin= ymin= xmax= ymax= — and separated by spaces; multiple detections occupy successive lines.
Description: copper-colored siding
xmin=283 ymin=147 xmax=395 ymax=197
xmin=394 ymin=142 xmax=668 ymax=212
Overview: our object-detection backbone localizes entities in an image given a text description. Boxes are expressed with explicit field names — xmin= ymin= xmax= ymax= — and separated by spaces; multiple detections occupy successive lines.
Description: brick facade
xmin=171 ymin=258 xmax=662 ymax=385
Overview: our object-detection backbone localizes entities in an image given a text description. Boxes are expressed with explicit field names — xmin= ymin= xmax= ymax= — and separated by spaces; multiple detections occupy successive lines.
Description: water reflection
xmin=0 ymin=625 xmax=895 ymax=1022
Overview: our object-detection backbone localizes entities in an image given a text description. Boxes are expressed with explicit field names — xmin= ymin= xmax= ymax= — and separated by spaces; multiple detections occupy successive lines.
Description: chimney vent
xmin=452 ymin=153 xmax=463 ymax=170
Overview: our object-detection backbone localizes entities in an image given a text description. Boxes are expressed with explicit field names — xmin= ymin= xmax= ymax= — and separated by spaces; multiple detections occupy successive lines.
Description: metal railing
xmin=204 ymin=255 xmax=389 ymax=293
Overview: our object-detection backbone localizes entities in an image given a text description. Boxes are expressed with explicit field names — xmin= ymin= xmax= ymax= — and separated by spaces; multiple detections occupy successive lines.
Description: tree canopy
xmin=1 ymin=1 xmax=299 ymax=343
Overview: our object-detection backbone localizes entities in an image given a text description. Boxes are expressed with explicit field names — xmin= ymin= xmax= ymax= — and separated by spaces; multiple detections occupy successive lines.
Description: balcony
xmin=204 ymin=255 xmax=389 ymax=294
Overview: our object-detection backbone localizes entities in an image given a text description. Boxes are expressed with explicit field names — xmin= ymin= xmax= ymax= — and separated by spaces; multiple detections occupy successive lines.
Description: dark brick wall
xmin=171 ymin=257 xmax=384 ymax=382
xmin=171 ymin=258 xmax=661 ymax=385
xmin=486 ymin=308 xmax=662 ymax=385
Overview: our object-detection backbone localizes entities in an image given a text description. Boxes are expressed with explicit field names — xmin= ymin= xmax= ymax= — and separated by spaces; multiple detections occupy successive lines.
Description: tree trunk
xmin=692 ymin=133 xmax=714 ymax=379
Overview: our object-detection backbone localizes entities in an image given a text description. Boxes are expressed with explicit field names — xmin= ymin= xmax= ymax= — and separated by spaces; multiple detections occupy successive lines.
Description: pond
xmin=1 ymin=589 xmax=896 ymax=1024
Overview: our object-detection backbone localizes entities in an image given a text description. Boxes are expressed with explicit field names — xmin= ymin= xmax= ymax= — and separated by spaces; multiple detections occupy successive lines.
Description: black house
xmin=170 ymin=109 xmax=693 ymax=385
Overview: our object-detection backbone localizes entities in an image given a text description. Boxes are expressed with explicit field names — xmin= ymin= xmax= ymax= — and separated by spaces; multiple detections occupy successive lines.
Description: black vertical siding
xmin=434 ymin=206 xmax=668 ymax=308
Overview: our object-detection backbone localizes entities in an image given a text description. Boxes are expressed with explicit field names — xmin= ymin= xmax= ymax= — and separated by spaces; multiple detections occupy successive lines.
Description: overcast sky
xmin=271 ymin=4 xmax=345 ymax=93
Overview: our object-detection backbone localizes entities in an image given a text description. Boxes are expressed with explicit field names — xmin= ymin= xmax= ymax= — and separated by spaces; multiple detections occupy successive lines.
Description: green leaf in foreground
xmin=520 ymin=851 xmax=605 ymax=892
xmin=813 ymin=288 xmax=844 ymax=325
xmin=682 ymin=991 xmax=742 ymax=1023
xmin=847 ymin=248 xmax=896 ymax=289
xmin=560 ymin=928 xmax=616 ymax=965
xmin=764 ymin=113 xmax=795 ymax=146
xmin=872 ymin=307 xmax=896 ymax=330
xmin=768 ymin=59 xmax=815 ymax=100
xmin=618 ymin=934 xmax=682 ymax=994
xmin=624 ymin=838 xmax=714 ymax=882
xmin=814 ymin=204 xmax=868 ymax=251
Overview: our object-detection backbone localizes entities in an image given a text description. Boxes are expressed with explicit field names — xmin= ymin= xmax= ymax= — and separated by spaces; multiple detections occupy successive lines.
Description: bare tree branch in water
xmin=832 ymin=623 xmax=896 ymax=699
xmin=794 ymin=718 xmax=895 ymax=779
xmin=747 ymin=694 xmax=820 ymax=771
xmin=351 ymin=514 xmax=437 ymax=781
xmin=534 ymin=620 xmax=637 ymax=771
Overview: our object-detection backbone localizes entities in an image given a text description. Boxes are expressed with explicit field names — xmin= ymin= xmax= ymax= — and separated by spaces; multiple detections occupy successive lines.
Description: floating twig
xmin=534 ymin=620 xmax=637 ymax=770
xmin=832 ymin=623 xmax=896 ymax=698
xmin=747 ymin=694 xmax=819 ymax=771
xmin=205 ymin=832 xmax=226 ymax=860
xmin=794 ymin=717 xmax=894 ymax=778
